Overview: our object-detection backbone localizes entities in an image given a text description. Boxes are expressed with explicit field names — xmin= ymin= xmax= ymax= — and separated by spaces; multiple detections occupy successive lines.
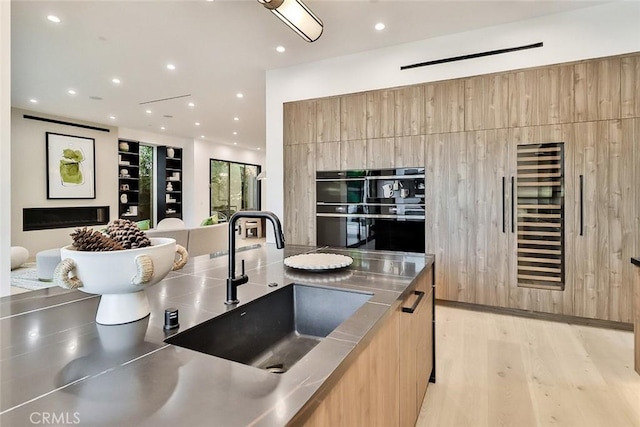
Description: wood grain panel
xmin=465 ymin=74 xmax=509 ymax=131
xmin=340 ymin=140 xmax=367 ymax=170
xmin=425 ymin=134 xmax=446 ymax=299
xmin=316 ymin=141 xmax=340 ymax=172
xmin=283 ymin=143 xmax=316 ymax=246
xmin=366 ymin=89 xmax=395 ymax=138
xmin=315 ymin=97 xmax=340 ymax=142
xmin=366 ymin=138 xmax=394 ymax=169
xmin=395 ymin=84 xmax=425 ymax=136
xmin=509 ymin=69 xmax=538 ymax=127
xmin=574 ymin=57 xmax=621 ymax=121
xmin=395 ymin=135 xmax=424 ymax=168
xmin=340 ymin=93 xmax=367 ymax=141
xmin=465 ymin=76 xmax=484 ymax=131
xmin=538 ymin=65 xmax=574 ymax=125
xmin=283 ymin=100 xmax=315 ymax=145
xmin=425 ymin=80 xmax=465 ymax=134
xmin=621 ymin=54 xmax=640 ymax=118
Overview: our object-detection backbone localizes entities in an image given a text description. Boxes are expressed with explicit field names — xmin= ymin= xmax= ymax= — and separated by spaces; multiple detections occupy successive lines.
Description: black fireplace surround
xmin=23 ymin=206 xmax=110 ymax=231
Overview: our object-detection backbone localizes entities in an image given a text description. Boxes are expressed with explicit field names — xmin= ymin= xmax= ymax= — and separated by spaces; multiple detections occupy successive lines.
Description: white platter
xmin=284 ymin=253 xmax=353 ymax=271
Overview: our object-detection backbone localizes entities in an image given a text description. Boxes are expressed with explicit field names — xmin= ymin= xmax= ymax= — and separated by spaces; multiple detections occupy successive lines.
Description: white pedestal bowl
xmin=55 ymin=238 xmax=187 ymax=325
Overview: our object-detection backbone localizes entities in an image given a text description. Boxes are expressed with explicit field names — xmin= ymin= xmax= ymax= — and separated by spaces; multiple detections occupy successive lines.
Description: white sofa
xmin=145 ymin=223 xmax=228 ymax=258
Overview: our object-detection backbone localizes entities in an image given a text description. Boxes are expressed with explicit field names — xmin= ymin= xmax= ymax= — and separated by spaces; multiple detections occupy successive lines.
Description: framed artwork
xmin=46 ymin=132 xmax=96 ymax=199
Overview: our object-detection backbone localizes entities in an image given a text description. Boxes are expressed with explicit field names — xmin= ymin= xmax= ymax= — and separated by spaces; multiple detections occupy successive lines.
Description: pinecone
xmin=71 ymin=227 xmax=124 ymax=251
xmin=106 ymin=219 xmax=151 ymax=249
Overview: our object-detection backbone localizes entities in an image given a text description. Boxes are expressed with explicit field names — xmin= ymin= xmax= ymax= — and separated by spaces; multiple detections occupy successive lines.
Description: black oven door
xmin=316 ymin=171 xmax=366 ymax=204
xmin=367 ymin=217 xmax=425 ymax=253
xmin=316 ymin=215 xmax=370 ymax=248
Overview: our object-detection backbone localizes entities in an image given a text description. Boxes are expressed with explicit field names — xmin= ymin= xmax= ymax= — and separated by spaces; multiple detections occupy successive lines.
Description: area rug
xmin=10 ymin=263 xmax=58 ymax=291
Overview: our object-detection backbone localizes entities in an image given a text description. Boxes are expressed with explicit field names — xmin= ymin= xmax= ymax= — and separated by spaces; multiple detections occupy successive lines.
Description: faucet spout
xmin=225 ymin=211 xmax=285 ymax=305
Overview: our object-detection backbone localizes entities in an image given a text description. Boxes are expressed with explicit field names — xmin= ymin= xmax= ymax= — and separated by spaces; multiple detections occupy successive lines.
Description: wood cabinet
xmin=118 ymin=139 xmax=142 ymax=221
xmin=574 ymin=57 xmax=621 ymax=122
xmin=366 ymin=89 xmax=395 ymax=138
xmin=621 ymin=54 xmax=640 ymax=118
xmin=316 ymin=98 xmax=340 ymax=143
xmin=465 ymin=74 xmax=509 ymax=131
xmin=425 ymin=80 xmax=465 ymax=134
xmin=284 ymin=100 xmax=316 ymax=145
xmin=297 ymin=263 xmax=435 ymax=427
xmin=157 ymin=146 xmax=183 ymax=222
xmin=395 ymin=85 xmax=425 ymax=136
xmin=399 ymin=267 xmax=434 ymax=427
xmin=284 ymin=143 xmax=316 ymax=245
xmin=340 ymin=93 xmax=367 ymax=141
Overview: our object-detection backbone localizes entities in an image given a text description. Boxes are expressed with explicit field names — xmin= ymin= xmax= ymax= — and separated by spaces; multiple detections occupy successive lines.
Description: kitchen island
xmin=0 ymin=244 xmax=434 ymax=426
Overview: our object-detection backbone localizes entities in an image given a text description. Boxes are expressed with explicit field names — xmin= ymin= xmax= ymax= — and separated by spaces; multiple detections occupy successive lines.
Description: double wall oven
xmin=316 ymin=167 xmax=425 ymax=253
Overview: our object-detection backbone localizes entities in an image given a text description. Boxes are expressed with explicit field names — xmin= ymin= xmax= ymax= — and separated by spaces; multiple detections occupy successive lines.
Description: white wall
xmin=264 ymin=1 xmax=640 ymax=240
xmin=1 ymin=0 xmax=11 ymax=296
xmin=190 ymin=139 xmax=265 ymax=227
xmin=11 ymin=108 xmax=118 ymax=255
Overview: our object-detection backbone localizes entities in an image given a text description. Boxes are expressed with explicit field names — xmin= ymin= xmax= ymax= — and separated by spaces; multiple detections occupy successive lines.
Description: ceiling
xmin=11 ymin=0 xmax=607 ymax=151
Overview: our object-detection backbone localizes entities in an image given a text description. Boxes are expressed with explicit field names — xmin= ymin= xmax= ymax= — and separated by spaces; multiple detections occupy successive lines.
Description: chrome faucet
xmin=225 ymin=211 xmax=285 ymax=305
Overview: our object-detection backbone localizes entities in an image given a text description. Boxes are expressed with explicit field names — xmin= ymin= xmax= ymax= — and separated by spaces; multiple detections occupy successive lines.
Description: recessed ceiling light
xmin=112 ymin=78 xmax=121 ymax=84
xmin=29 ymin=99 xmax=38 ymax=103
xmin=233 ymin=117 xmax=239 ymax=121
xmin=236 ymin=93 xmax=244 ymax=98
xmin=145 ymin=109 xmax=152 ymax=114
xmin=161 ymin=126 xmax=166 ymax=130
xmin=200 ymin=135 xmax=205 ymax=138
xmin=166 ymin=64 xmax=176 ymax=70
xmin=276 ymin=46 xmax=286 ymax=53
xmin=47 ymin=15 xmax=61 ymax=23
xmin=188 ymin=102 xmax=195 ymax=107
xmin=375 ymin=22 xmax=386 ymax=31
xmin=233 ymin=131 xmax=238 ymax=135
xmin=67 ymin=89 xmax=76 ymax=95
xmin=257 ymin=148 xmax=261 ymax=151
xmin=206 ymin=0 xmax=214 ymax=2
xmin=109 ymin=115 xmax=116 ymax=120
xmin=233 ymin=142 xmax=237 ymax=145
xmin=195 ymin=122 xmax=201 ymax=126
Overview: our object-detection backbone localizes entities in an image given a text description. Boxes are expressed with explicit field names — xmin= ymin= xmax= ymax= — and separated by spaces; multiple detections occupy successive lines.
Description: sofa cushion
xmin=145 ymin=228 xmax=189 ymax=248
xmin=187 ymin=223 xmax=228 ymax=257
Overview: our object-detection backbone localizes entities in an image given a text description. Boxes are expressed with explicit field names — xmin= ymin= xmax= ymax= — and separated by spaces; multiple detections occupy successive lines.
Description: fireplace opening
xmin=23 ymin=206 xmax=110 ymax=231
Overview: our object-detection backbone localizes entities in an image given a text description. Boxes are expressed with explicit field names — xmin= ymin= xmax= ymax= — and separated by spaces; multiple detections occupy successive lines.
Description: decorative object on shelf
xmin=257 ymin=0 xmax=323 ymax=43
xmin=120 ymin=193 xmax=128 ymax=204
xmin=119 ymin=141 xmax=129 ymax=152
xmin=284 ymin=253 xmax=353 ymax=271
xmin=46 ymin=132 xmax=96 ymax=199
xmin=167 ymin=147 xmax=175 ymax=158
xmin=166 ymin=182 xmax=173 ymax=192
xmin=120 ymin=184 xmax=129 ymax=191
xmin=172 ymin=172 xmax=180 ymax=180
xmin=120 ymin=168 xmax=129 ymax=177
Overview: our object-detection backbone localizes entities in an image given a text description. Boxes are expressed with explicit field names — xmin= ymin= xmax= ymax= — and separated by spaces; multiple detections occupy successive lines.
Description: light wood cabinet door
xmin=426 ymin=131 xmax=509 ymax=306
xmin=366 ymin=138 xmax=395 ymax=169
xmin=425 ymin=80 xmax=465 ymax=134
xmin=537 ymin=64 xmax=574 ymax=125
xmin=316 ymin=141 xmax=340 ymax=171
xmin=340 ymin=139 xmax=367 ymax=170
xmin=574 ymin=57 xmax=621 ymax=122
xmin=284 ymin=143 xmax=316 ymax=246
xmin=316 ymin=97 xmax=340 ymax=142
xmin=415 ymin=270 xmax=434 ymax=409
xmin=367 ymin=90 xmax=395 ymax=138
xmin=465 ymin=74 xmax=509 ymax=131
xmin=621 ymin=54 xmax=640 ymax=119
xmin=571 ymin=119 xmax=637 ymax=323
xmin=284 ymin=100 xmax=316 ymax=145
xmin=399 ymin=293 xmax=418 ymax=427
xmin=509 ymin=69 xmax=539 ymax=127
xmin=395 ymin=135 xmax=425 ymax=168
xmin=395 ymin=85 xmax=425 ymax=136
xmin=340 ymin=93 xmax=367 ymax=141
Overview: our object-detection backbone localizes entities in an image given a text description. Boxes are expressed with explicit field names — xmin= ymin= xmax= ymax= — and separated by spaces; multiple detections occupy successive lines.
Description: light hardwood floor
xmin=417 ymin=305 xmax=640 ymax=427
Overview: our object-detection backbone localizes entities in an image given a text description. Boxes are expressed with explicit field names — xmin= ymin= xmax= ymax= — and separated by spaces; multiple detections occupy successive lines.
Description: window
xmin=210 ymin=159 xmax=260 ymax=221
xmin=139 ymin=144 xmax=154 ymax=226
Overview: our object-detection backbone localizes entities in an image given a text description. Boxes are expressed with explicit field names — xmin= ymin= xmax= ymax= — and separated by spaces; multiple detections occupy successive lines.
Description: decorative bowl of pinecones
xmin=54 ymin=219 xmax=188 ymax=325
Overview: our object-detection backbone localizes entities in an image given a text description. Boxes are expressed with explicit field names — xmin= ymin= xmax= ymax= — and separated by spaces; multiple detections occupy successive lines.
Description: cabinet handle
xmin=579 ymin=175 xmax=584 ymax=236
xmin=502 ymin=177 xmax=506 ymax=233
xmin=402 ymin=290 xmax=425 ymax=314
xmin=511 ymin=177 xmax=515 ymax=233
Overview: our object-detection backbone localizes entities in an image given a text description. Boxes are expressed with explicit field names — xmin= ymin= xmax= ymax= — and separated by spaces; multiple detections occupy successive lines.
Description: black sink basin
xmin=165 ymin=283 xmax=372 ymax=373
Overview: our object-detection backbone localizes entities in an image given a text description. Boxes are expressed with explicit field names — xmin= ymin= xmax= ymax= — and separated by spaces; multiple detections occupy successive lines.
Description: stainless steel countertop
xmin=1 ymin=244 xmax=433 ymax=426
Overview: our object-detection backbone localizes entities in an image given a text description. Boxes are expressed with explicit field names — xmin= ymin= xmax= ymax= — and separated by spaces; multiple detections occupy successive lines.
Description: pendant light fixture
xmin=258 ymin=0 xmax=323 ymax=42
